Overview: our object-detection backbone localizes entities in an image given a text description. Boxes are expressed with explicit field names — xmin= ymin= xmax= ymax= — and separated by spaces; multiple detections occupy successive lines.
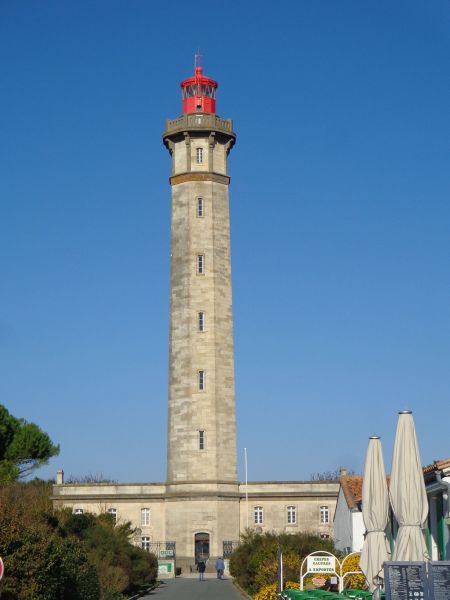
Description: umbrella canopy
xmin=360 ymin=436 xmax=391 ymax=591
xmin=390 ymin=411 xmax=428 ymax=561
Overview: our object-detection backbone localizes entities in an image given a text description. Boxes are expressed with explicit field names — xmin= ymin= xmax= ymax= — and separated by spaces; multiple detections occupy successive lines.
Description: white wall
xmin=352 ymin=511 xmax=365 ymax=552
xmin=334 ymin=488 xmax=365 ymax=553
xmin=333 ymin=488 xmax=353 ymax=552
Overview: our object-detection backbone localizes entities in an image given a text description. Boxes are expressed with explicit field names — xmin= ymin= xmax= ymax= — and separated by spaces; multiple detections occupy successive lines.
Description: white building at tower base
xmin=52 ymin=475 xmax=339 ymax=572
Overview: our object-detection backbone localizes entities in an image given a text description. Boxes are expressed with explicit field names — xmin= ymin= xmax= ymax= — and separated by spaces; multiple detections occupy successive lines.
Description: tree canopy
xmin=0 ymin=404 xmax=59 ymax=481
xmin=0 ymin=481 xmax=158 ymax=599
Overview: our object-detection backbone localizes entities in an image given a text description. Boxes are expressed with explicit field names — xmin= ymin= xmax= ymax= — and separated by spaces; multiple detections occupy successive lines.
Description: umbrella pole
xmin=372 ymin=572 xmax=383 ymax=600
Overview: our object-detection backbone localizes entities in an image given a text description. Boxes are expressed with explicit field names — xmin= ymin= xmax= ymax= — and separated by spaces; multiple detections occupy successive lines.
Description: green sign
xmin=158 ymin=562 xmax=173 ymax=575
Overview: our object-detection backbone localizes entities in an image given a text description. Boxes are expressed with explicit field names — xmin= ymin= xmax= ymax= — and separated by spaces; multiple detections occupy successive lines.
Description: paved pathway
xmin=141 ymin=576 xmax=246 ymax=599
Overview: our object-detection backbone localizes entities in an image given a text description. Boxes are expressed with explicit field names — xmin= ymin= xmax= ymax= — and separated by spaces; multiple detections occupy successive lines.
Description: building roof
xmin=422 ymin=458 xmax=450 ymax=475
xmin=340 ymin=475 xmax=363 ymax=510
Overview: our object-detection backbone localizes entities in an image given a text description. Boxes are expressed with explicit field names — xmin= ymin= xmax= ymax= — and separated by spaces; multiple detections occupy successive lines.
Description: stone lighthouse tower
xmin=51 ymin=62 xmax=340 ymax=563
xmin=162 ymin=61 xmax=239 ymax=566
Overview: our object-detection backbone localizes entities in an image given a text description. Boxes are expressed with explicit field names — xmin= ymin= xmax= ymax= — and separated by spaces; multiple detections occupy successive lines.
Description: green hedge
xmin=0 ymin=481 xmax=157 ymax=599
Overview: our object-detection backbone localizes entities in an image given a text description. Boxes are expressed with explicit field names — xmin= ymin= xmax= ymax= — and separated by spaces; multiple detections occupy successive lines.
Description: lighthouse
xmin=162 ymin=60 xmax=239 ymax=566
xmin=52 ymin=61 xmax=340 ymax=573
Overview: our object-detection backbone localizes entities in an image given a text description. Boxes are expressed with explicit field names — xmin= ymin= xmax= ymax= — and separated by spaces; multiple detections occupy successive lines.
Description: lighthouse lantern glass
xmin=180 ymin=65 xmax=218 ymax=114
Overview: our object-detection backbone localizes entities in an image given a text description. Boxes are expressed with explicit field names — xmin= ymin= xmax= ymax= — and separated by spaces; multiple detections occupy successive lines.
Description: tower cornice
xmin=169 ymin=172 xmax=230 ymax=186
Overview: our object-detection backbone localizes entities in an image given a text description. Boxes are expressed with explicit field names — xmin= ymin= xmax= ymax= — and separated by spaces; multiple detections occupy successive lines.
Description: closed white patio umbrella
xmin=390 ymin=411 xmax=428 ymax=561
xmin=360 ymin=436 xmax=391 ymax=591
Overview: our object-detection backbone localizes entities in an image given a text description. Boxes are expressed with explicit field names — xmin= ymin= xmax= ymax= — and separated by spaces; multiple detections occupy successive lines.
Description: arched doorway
xmin=194 ymin=532 xmax=210 ymax=563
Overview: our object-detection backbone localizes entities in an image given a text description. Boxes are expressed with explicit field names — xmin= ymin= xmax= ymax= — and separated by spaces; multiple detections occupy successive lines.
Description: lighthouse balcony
xmin=164 ymin=113 xmax=234 ymax=137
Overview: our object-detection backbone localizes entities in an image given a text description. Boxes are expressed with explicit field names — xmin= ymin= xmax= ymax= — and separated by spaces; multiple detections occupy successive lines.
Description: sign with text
xmin=157 ymin=559 xmax=175 ymax=579
xmin=301 ymin=551 xmax=341 ymax=591
xmin=384 ymin=562 xmax=428 ymax=600
xmin=149 ymin=541 xmax=176 ymax=559
xmin=428 ymin=562 xmax=450 ymax=600
xmin=307 ymin=555 xmax=336 ymax=573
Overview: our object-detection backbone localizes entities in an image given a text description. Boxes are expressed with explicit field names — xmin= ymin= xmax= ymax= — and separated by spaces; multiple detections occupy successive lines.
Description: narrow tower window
xmin=197 ymin=254 xmax=204 ymax=274
xmin=198 ymin=370 xmax=205 ymax=391
xmin=197 ymin=197 xmax=204 ymax=217
xmin=196 ymin=147 xmax=203 ymax=164
xmin=198 ymin=311 xmax=205 ymax=332
xmin=199 ymin=430 xmax=205 ymax=450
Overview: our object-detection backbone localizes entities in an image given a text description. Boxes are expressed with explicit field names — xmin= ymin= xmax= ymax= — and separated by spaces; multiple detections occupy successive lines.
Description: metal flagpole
xmin=277 ymin=545 xmax=283 ymax=593
xmin=244 ymin=447 xmax=249 ymax=530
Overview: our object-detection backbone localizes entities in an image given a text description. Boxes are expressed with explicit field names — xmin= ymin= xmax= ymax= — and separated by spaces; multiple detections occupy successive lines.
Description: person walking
xmin=197 ymin=559 xmax=206 ymax=581
xmin=215 ymin=556 xmax=225 ymax=579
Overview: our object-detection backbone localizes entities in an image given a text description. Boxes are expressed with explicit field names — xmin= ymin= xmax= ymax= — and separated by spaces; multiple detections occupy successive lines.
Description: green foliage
xmin=341 ymin=553 xmax=366 ymax=589
xmin=0 ymin=404 xmax=59 ymax=481
xmin=0 ymin=481 xmax=158 ymax=600
xmin=0 ymin=482 xmax=99 ymax=599
xmin=75 ymin=513 xmax=158 ymax=597
xmin=229 ymin=530 xmax=335 ymax=596
xmin=254 ymin=580 xmax=300 ymax=600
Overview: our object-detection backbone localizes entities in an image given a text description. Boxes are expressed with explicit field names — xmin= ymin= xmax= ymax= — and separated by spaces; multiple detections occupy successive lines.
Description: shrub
xmin=341 ymin=553 xmax=366 ymax=589
xmin=254 ymin=580 xmax=300 ymax=600
xmin=230 ymin=530 xmax=335 ymax=596
xmin=72 ymin=513 xmax=158 ymax=597
xmin=0 ymin=481 xmax=158 ymax=600
xmin=0 ymin=511 xmax=100 ymax=599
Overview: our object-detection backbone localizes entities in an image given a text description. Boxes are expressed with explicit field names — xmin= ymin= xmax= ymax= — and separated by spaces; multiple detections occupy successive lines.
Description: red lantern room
xmin=181 ymin=59 xmax=217 ymax=114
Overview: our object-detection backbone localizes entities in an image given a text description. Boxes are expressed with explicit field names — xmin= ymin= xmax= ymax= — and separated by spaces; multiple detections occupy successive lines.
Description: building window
xmin=197 ymin=254 xmax=204 ymax=274
xmin=198 ymin=311 xmax=205 ymax=332
xmin=198 ymin=370 xmax=205 ymax=391
xmin=107 ymin=508 xmax=117 ymax=523
xmin=141 ymin=508 xmax=150 ymax=527
xmin=254 ymin=506 xmax=263 ymax=525
xmin=141 ymin=536 xmax=151 ymax=552
xmin=320 ymin=506 xmax=329 ymax=524
xmin=287 ymin=505 xmax=297 ymax=524
xmin=320 ymin=533 xmax=330 ymax=540
xmin=197 ymin=197 xmax=204 ymax=217
xmin=199 ymin=430 xmax=205 ymax=450
xmin=73 ymin=508 xmax=84 ymax=515
xmin=196 ymin=147 xmax=203 ymax=164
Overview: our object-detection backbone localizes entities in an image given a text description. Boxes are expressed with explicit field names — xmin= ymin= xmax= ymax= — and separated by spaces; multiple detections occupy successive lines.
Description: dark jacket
xmin=197 ymin=560 xmax=206 ymax=573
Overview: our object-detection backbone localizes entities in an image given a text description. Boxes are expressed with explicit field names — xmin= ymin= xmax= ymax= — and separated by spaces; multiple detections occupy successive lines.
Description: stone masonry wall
xmin=167 ymin=135 xmax=237 ymax=483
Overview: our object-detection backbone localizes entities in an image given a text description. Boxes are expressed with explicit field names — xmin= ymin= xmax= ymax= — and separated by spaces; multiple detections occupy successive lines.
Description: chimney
xmin=339 ymin=466 xmax=347 ymax=478
xmin=56 ymin=469 xmax=64 ymax=485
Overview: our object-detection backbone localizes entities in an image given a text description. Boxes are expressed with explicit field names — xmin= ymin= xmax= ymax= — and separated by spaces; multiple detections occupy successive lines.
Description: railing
xmin=165 ymin=113 xmax=234 ymax=135
xmin=223 ymin=540 xmax=240 ymax=558
xmin=149 ymin=541 xmax=176 ymax=559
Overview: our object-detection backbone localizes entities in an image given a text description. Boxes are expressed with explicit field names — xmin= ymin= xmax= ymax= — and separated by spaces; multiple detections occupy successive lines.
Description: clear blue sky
xmin=1 ymin=1 xmax=449 ymax=483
